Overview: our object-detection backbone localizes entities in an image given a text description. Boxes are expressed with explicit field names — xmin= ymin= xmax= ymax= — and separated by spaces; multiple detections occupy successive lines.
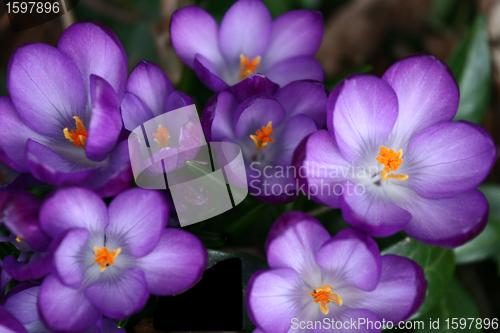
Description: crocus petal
xmin=102 ymin=319 xmax=125 ymax=333
xmin=58 ymin=21 xmax=128 ymax=101
xmin=0 ymin=97 xmax=48 ymax=172
xmin=264 ymin=56 xmax=324 ymax=87
xmin=39 ymin=187 xmax=108 ymax=239
xmin=401 ymin=189 xmax=488 ymax=248
xmin=246 ymin=268 xmax=305 ymax=333
xmin=25 ymin=140 xmax=100 ymax=187
xmin=403 ymin=121 xmax=496 ymax=199
xmin=227 ymin=74 xmax=279 ymax=103
xmin=193 ymin=54 xmax=229 ymax=92
xmin=171 ymin=6 xmax=224 ymax=68
xmin=316 ymin=228 xmax=381 ymax=291
xmin=106 ymin=188 xmax=168 ymax=257
xmin=136 ymin=228 xmax=206 ymax=295
xmin=3 ymin=285 xmax=39 ymax=326
xmin=274 ymin=114 xmax=317 ymax=166
xmin=1 ymin=190 xmax=50 ymax=252
xmin=164 ymin=90 xmax=194 ymax=113
xmin=38 ymin=274 xmax=101 ymax=332
xmin=266 ymin=211 xmax=330 ymax=287
xmin=86 ymin=75 xmax=122 ymax=162
xmin=7 ymin=43 xmax=87 ymax=137
xmin=85 ymin=268 xmax=149 ymax=319
xmin=0 ymin=306 xmax=27 ymax=333
xmin=382 ymin=55 xmax=459 ymax=149
xmin=328 ymin=74 xmax=398 ymax=164
xmin=120 ymin=92 xmax=154 ymax=131
xmin=2 ymin=254 xmax=52 ymax=281
xmin=85 ymin=140 xmax=132 ymax=197
xmin=355 ymin=255 xmax=427 ymax=322
xmin=234 ymin=95 xmax=286 ymax=139
xmin=261 ymin=10 xmax=323 ymax=70
xmin=205 ymin=92 xmax=238 ymax=142
xmin=54 ymin=228 xmax=90 ymax=289
xmin=219 ymin=0 xmax=272 ymax=61
xmin=292 ymin=130 xmax=351 ymax=208
xmin=274 ymin=80 xmax=327 ymax=128
xmin=127 ymin=61 xmax=174 ymax=117
xmin=339 ymin=181 xmax=412 ymax=237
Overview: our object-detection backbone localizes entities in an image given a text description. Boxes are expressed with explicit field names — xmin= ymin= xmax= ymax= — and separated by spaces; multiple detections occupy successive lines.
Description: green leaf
xmin=382 ymin=238 xmax=455 ymax=319
xmin=454 ymin=184 xmax=500 ymax=264
xmin=186 ymin=228 xmax=227 ymax=248
xmin=207 ymin=249 xmax=268 ymax=331
xmin=223 ymin=202 xmax=267 ymax=238
xmin=413 ymin=278 xmax=480 ymax=333
xmin=448 ymin=14 xmax=491 ymax=124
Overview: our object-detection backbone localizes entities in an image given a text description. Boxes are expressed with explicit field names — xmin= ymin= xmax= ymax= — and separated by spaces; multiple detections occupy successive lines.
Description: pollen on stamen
xmin=239 ymin=54 xmax=261 ymax=80
xmin=250 ymin=121 xmax=274 ymax=150
xmin=63 ymin=116 xmax=88 ymax=149
xmin=376 ymin=146 xmax=408 ymax=181
xmin=310 ymin=285 xmax=343 ymax=315
xmin=94 ymin=246 xmax=121 ymax=272
xmin=15 ymin=237 xmax=23 ymax=243
xmin=153 ymin=124 xmax=171 ymax=150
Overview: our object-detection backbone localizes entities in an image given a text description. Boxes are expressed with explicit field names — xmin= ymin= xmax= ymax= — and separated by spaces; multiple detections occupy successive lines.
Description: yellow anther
xmin=15 ymin=237 xmax=23 ymax=243
xmin=239 ymin=54 xmax=261 ymax=80
xmin=376 ymin=146 xmax=408 ymax=181
xmin=94 ymin=246 xmax=121 ymax=272
xmin=310 ymin=285 xmax=343 ymax=315
xmin=63 ymin=116 xmax=87 ymax=149
xmin=250 ymin=121 xmax=274 ymax=150
xmin=152 ymin=125 xmax=171 ymax=149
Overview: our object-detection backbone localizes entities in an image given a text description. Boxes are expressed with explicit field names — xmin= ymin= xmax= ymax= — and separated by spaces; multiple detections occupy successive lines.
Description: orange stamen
xmin=152 ymin=125 xmax=171 ymax=149
xmin=63 ymin=116 xmax=87 ymax=149
xmin=239 ymin=54 xmax=261 ymax=80
xmin=15 ymin=237 xmax=23 ymax=243
xmin=376 ymin=146 xmax=408 ymax=181
xmin=94 ymin=246 xmax=121 ymax=272
xmin=310 ymin=285 xmax=343 ymax=315
xmin=250 ymin=121 xmax=274 ymax=150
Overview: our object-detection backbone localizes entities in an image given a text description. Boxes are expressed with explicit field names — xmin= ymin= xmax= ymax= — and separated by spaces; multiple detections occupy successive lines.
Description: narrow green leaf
xmin=224 ymin=202 xmax=267 ymax=238
xmin=413 ymin=278 xmax=480 ymax=333
xmin=382 ymin=238 xmax=455 ymax=319
xmin=187 ymin=228 xmax=227 ymax=248
xmin=207 ymin=249 xmax=268 ymax=331
xmin=454 ymin=184 xmax=500 ymax=264
xmin=448 ymin=14 xmax=491 ymax=124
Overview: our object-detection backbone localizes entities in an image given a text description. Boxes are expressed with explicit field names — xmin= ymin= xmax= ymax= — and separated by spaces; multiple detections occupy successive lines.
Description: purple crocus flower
xmin=171 ymin=0 xmax=324 ymax=91
xmin=0 ymin=190 xmax=53 ymax=282
xmin=2 ymin=283 xmax=124 ymax=333
xmin=247 ymin=212 xmax=427 ymax=333
xmin=202 ymin=75 xmax=327 ymax=204
xmin=293 ymin=55 xmax=496 ymax=247
xmin=0 ymin=21 xmax=131 ymax=197
xmin=121 ymin=61 xmax=205 ymax=175
xmin=35 ymin=187 xmax=207 ymax=332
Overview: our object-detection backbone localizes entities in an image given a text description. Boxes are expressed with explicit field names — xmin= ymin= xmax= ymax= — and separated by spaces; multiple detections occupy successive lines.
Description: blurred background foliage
xmin=1 ymin=0 xmax=500 ymax=332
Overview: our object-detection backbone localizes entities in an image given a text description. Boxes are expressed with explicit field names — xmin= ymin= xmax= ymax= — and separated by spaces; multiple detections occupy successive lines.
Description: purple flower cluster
xmin=0 ymin=187 xmax=207 ymax=332
xmin=0 ymin=0 xmax=497 ymax=332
